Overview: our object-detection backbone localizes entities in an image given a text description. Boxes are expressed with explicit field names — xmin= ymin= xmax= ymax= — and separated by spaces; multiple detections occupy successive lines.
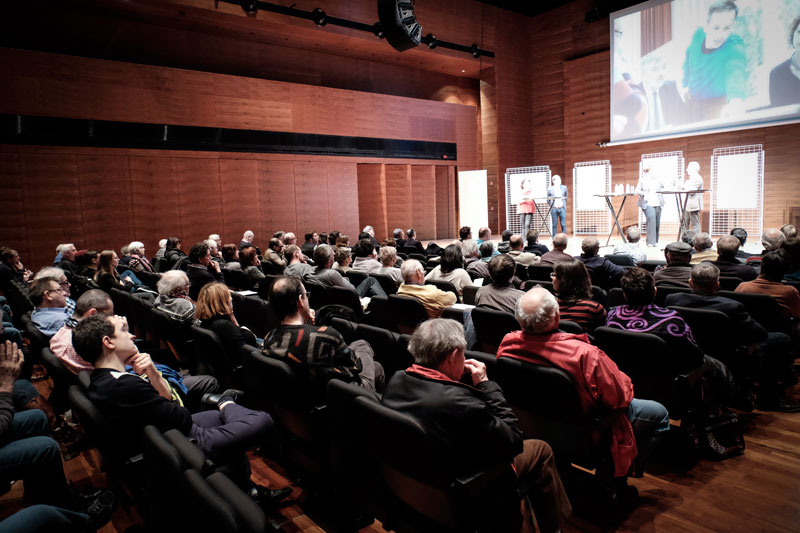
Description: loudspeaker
xmin=377 ymin=0 xmax=422 ymax=52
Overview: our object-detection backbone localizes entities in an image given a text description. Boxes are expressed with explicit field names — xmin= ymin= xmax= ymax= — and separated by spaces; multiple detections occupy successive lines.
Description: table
xmin=659 ymin=189 xmax=708 ymax=241
xmin=595 ymin=193 xmax=637 ymax=246
xmin=530 ymin=197 xmax=555 ymax=236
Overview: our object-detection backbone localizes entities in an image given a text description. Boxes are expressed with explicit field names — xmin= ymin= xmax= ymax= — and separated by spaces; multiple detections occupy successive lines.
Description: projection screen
xmin=610 ymin=0 xmax=800 ymax=143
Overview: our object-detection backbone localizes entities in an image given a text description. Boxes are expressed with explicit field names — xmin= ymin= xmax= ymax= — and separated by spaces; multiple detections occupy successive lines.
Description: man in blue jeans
xmin=547 ymin=175 xmax=568 ymax=236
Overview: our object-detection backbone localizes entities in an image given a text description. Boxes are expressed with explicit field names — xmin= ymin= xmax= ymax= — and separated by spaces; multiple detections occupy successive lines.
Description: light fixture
xmin=422 ymin=33 xmax=437 ymax=49
xmin=312 ymin=7 xmax=327 ymax=26
xmin=240 ymin=0 xmax=258 ymax=17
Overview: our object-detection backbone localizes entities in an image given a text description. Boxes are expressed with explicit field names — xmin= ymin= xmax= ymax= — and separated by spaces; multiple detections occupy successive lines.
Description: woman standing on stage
xmin=519 ymin=177 xmax=535 ymax=231
xmin=636 ymin=161 xmax=664 ymax=247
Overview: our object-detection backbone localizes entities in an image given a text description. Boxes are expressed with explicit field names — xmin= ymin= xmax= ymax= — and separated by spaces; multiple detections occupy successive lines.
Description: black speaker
xmin=377 ymin=0 xmax=422 ymax=52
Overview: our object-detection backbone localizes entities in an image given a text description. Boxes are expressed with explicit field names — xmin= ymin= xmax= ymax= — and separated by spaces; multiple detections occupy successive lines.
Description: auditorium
xmin=1 ymin=0 xmax=799 ymax=531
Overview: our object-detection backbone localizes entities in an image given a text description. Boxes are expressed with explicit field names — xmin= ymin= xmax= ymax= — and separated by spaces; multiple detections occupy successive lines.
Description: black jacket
xmin=186 ymin=264 xmax=223 ymax=301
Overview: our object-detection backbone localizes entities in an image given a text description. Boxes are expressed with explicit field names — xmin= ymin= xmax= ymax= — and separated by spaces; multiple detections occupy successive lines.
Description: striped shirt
xmin=557 ymin=298 xmax=606 ymax=332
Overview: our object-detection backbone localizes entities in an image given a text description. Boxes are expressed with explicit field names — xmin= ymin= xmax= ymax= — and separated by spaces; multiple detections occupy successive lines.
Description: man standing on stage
xmin=547 ymin=175 xmax=568 ymax=236
xmin=682 ymin=161 xmax=703 ymax=236
xmin=636 ymin=161 xmax=664 ymax=247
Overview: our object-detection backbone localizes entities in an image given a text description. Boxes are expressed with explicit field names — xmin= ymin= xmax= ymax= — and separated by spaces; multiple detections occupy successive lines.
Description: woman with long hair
xmin=94 ymin=250 xmax=131 ymax=292
xmin=195 ymin=282 xmax=258 ymax=365
xmin=425 ymin=244 xmax=472 ymax=297
xmin=552 ymin=259 xmax=606 ymax=332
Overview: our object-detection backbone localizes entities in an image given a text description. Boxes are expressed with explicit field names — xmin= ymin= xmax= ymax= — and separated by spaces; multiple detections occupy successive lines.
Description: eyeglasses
xmin=59 ymin=281 xmax=70 ymax=287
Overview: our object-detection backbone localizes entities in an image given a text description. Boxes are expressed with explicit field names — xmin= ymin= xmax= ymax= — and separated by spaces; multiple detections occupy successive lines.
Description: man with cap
xmin=653 ymin=241 xmax=693 ymax=288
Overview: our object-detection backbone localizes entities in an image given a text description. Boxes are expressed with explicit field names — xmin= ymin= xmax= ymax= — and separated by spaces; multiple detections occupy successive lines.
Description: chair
xmin=22 ymin=314 xmax=50 ymax=368
xmin=440 ymin=307 xmax=464 ymax=324
xmin=522 ymin=280 xmax=549 ymax=292
xmin=352 ymin=396 xmax=522 ymax=532
xmin=387 ymin=295 xmax=428 ymax=334
xmin=231 ymin=292 xmax=273 ymax=338
xmin=365 ymin=295 xmax=393 ymax=330
xmin=783 ymin=279 xmax=800 ymax=291
xmin=528 ymin=264 xmax=554 ymax=282
xmin=425 ymin=279 xmax=460 ymax=302
xmin=152 ymin=257 xmax=168 ymax=273
xmin=607 ymin=287 xmax=625 ymax=308
xmin=370 ymin=273 xmax=398 ymax=295
xmin=639 ymin=260 xmax=667 ymax=272
xmin=462 ymin=285 xmax=479 ymax=305
xmin=471 ymin=307 xmax=519 ymax=354
xmin=345 ymin=271 xmax=368 ymax=287
xmin=222 ymin=269 xmax=249 ymax=291
xmin=514 ymin=262 xmax=529 ymax=281
xmin=303 ymin=280 xmax=330 ymax=310
xmin=654 ymin=286 xmax=691 ymax=306
xmin=328 ymin=285 xmax=364 ymax=321
xmin=260 ymin=261 xmax=278 ymax=275
xmin=718 ymin=276 xmax=743 ymax=291
xmin=604 ymin=254 xmax=635 ymax=266
xmin=182 ymin=469 xmax=268 ymax=533
xmin=356 ymin=322 xmax=413 ymax=379
xmin=558 ymin=319 xmax=586 ymax=335
xmin=5 ymin=281 xmax=34 ymax=320
xmin=186 ymin=326 xmax=238 ymax=387
xmin=717 ymin=290 xmax=787 ymax=332
xmin=590 ymin=285 xmax=608 ymax=308
xmin=668 ymin=306 xmax=747 ymax=370
xmin=40 ymin=347 xmax=78 ymax=414
xmin=256 ymin=274 xmax=281 ymax=301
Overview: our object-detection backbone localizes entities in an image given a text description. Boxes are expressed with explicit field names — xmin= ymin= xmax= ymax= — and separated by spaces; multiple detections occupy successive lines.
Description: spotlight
xmin=240 ymin=0 xmax=258 ymax=17
xmin=470 ymin=44 xmax=481 ymax=58
xmin=373 ymin=22 xmax=385 ymax=39
xmin=312 ymin=7 xmax=327 ymax=26
xmin=422 ymin=33 xmax=437 ymax=49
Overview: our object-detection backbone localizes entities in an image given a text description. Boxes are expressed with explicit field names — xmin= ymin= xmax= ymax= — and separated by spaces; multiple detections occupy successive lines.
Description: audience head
xmin=284 ymin=244 xmax=301 ymax=263
xmin=715 ymin=235 xmax=740 ymax=261
xmin=393 ymin=228 xmax=405 ymax=240
xmin=159 ymin=238 xmax=168 ymax=250
xmin=268 ymin=238 xmax=284 ymax=255
xmin=553 ymin=259 xmax=591 ymax=302
xmin=762 ymin=228 xmax=786 ymax=252
xmin=581 ymin=237 xmax=600 ymax=257
xmin=552 ymin=233 xmax=568 ymax=251
xmin=77 ymin=250 xmax=98 ymax=269
xmin=239 ymin=245 xmax=260 ymax=268
xmin=189 ymin=242 xmax=211 ymax=265
xmin=157 ymin=270 xmax=191 ymax=298
xmin=283 ymin=232 xmax=297 ymax=245
xmin=166 ymin=236 xmax=181 ymax=250
xmin=57 ymin=243 xmax=77 ymax=262
xmin=479 ymin=241 xmax=494 ymax=259
xmin=620 ymin=267 xmax=656 ymax=305
xmin=488 ymin=254 xmax=516 ymax=286
xmin=681 ymin=229 xmax=696 ymax=247
xmin=328 ymin=231 xmax=339 ymax=246
xmin=72 ymin=314 xmax=125 ymax=365
xmin=243 ymin=230 xmax=255 ymax=243
xmin=304 ymin=232 xmax=315 ymax=242
xmin=195 ymin=282 xmax=232 ymax=320
xmin=269 ymin=276 xmax=310 ymax=322
xmin=526 ymin=230 xmax=540 ymax=246
xmin=459 ymin=226 xmax=472 ymax=240
xmin=30 ymin=276 xmax=66 ymax=308
xmin=209 ymin=234 xmax=221 ymax=247
xmin=333 ymin=246 xmax=352 ymax=268
xmin=128 ymin=241 xmax=145 ymax=257
xmin=501 ymin=229 xmax=513 ymax=243
xmin=694 ymin=232 xmax=712 ymax=252
xmin=781 ymin=224 xmax=797 ymax=240
xmin=336 ymin=234 xmax=350 ymax=247
xmin=221 ymin=244 xmax=239 ymax=263
xmin=381 ymin=239 xmax=397 ymax=248
xmin=625 ymin=225 xmax=641 ymax=243
xmin=665 ymin=241 xmax=692 ymax=264
xmin=400 ymin=259 xmax=425 ymax=284
xmin=362 ymin=226 xmax=375 ymax=238
xmin=358 ymin=231 xmax=371 ymax=242
xmin=1 ymin=249 xmax=19 ymax=268
xmin=318 ymin=232 xmax=328 ymax=247
xmin=353 ymin=239 xmax=376 ymax=258
xmin=273 ymin=231 xmax=285 ymax=242
xmin=478 ymin=227 xmax=491 ymax=241
xmin=407 ymin=228 xmax=417 ymax=240
xmin=509 ymin=235 xmax=524 ymax=251
xmin=379 ymin=246 xmax=397 ymax=267
xmin=462 ymin=239 xmax=479 ymax=259
xmin=760 ymin=249 xmax=790 ymax=282
xmin=96 ymin=251 xmax=118 ymax=277
xmin=515 ymin=288 xmax=559 ymax=334
xmin=730 ymin=227 xmax=748 ymax=247
xmin=314 ymin=244 xmax=334 ymax=269
xmin=75 ymin=289 xmax=113 ymax=318
xmin=205 ymin=239 xmax=219 ymax=256
xmin=440 ymin=244 xmax=464 ymax=274
xmin=407 ymin=319 xmax=466 ymax=372
xmin=120 ymin=245 xmax=129 ymax=258
xmin=689 ymin=263 xmax=720 ymax=295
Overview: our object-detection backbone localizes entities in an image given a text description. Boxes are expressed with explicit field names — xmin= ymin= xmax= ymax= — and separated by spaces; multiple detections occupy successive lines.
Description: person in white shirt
xmin=682 ymin=161 xmax=704 ymax=236
xmin=636 ymin=161 xmax=665 ymax=247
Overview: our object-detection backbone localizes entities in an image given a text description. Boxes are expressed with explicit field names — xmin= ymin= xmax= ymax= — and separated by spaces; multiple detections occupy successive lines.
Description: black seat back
xmin=370 ymin=273 xmax=398 ymax=295
xmin=668 ymin=306 xmax=741 ymax=366
xmin=461 ymin=285 xmax=479 ymax=305
xmin=528 ymin=264 xmax=554 ymax=281
xmin=327 ymin=285 xmax=363 ymax=321
xmin=356 ymin=322 xmax=412 ymax=379
xmin=604 ymin=254 xmax=635 ymax=266
xmin=231 ymin=293 xmax=273 ymax=338
xmin=40 ymin=347 xmax=77 ymax=414
xmin=718 ymin=290 xmax=787 ymax=332
xmin=345 ymin=271 xmax=368 ymax=287
xmin=471 ymin=307 xmax=519 ymax=354
xmin=718 ymin=276 xmax=743 ymax=291
xmin=387 ymin=295 xmax=428 ymax=334
xmin=654 ymin=286 xmax=691 ymax=306
xmin=607 ymin=287 xmax=625 ymax=308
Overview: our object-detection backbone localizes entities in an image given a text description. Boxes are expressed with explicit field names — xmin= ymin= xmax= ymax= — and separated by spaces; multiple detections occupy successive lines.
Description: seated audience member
xmin=690 ymin=232 xmax=716 ymax=264
xmin=397 ymin=259 xmax=456 ymax=318
xmin=154 ymin=270 xmax=196 ymax=323
xmin=499 ymin=288 xmax=670 ymax=478
xmin=746 ymin=228 xmax=787 ymax=267
xmin=263 ymin=277 xmax=383 ymax=397
xmin=221 ymin=243 xmax=241 ymax=271
xmin=196 ymin=283 xmax=258 ymax=366
xmin=459 ymin=226 xmax=472 ymax=241
xmin=284 ymin=245 xmax=314 ymax=278
xmin=327 ymin=231 xmax=339 ymax=247
xmin=239 ymin=245 xmax=265 ymax=289
xmin=75 ymin=250 xmax=99 ymax=279
xmin=309 ymin=245 xmax=384 ymax=297
xmin=475 ymin=255 xmax=524 ymax=314
xmin=186 ymin=242 xmax=224 ymax=301
xmin=238 ymin=230 xmax=261 ymax=256
xmin=382 ymin=319 xmax=572 ymax=532
xmin=783 ymin=238 xmax=800 ymax=281
xmin=30 ymin=277 xmax=70 ymax=336
xmin=94 ymin=251 xmax=133 ymax=292
xmin=664 ymin=263 xmax=797 ymax=411
xmin=282 ymin=232 xmax=297 ymax=246
xmin=736 ymin=250 xmax=800 ymax=320
xmin=539 ymin=233 xmax=572 ymax=267
xmin=497 ymin=229 xmax=513 ymax=254
xmin=0 ymin=341 xmax=114 ymax=529
xmin=155 ymin=238 xmax=168 ymax=260
xmin=553 ymin=259 xmax=607 ymax=332
xmin=209 ymin=234 xmax=222 ymax=250
xmin=613 ymin=226 xmax=647 ymax=264
xmin=403 ymin=228 xmax=425 ymax=254
xmin=206 ymin=239 xmax=224 ymax=267
xmin=462 ymin=239 xmax=480 ymax=267
xmin=653 ymin=241 xmax=693 ymax=287
xmin=351 ymin=239 xmax=382 ymax=273
xmin=273 ymin=231 xmax=286 ymax=243
xmin=780 ymin=224 xmax=797 ymax=240
xmin=263 ymin=238 xmax=287 ymax=273
xmin=607 ymin=267 xmax=736 ymax=403
xmin=362 ymin=226 xmax=380 ymax=249
xmin=35 ymin=267 xmax=75 ymax=315
xmin=0 ymin=248 xmax=32 ymax=286
xmin=578 ymin=237 xmax=625 ymax=288
xmin=376 ymin=246 xmax=403 ymax=286
xmin=468 ymin=241 xmax=494 ymax=280
xmin=128 ymin=241 xmax=155 ymax=273
xmin=507 ymin=234 xmax=541 ymax=266
xmin=300 ymin=232 xmax=318 ymax=257
xmin=476 ymin=227 xmax=492 ymax=247
xmin=524 ymin=229 xmax=549 ymax=256
xmin=332 ymin=246 xmax=353 ymax=274
xmin=335 ymin=234 xmax=351 ymax=248
xmin=120 ymin=245 xmax=132 ymax=268
xmin=708 ymin=235 xmax=757 ymax=281
xmin=730 ymin=227 xmax=752 ymax=263
xmin=393 ymin=228 xmax=407 ymax=249
xmin=425 ymin=244 xmax=472 ymax=297
xmin=56 ymin=243 xmax=78 ymax=279
xmin=74 ymin=314 xmax=290 ymax=503
xmin=164 ymin=237 xmax=186 ymax=270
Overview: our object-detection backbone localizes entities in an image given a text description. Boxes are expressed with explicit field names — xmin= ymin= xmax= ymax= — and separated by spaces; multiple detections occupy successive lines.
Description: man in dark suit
xmin=706 ymin=235 xmax=757 ymax=281
xmin=402 ymin=228 xmax=425 ymax=254
xmin=636 ymin=50 xmax=687 ymax=132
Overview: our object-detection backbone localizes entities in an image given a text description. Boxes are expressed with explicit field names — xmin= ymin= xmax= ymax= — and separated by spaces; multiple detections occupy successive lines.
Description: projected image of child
xmin=682 ymin=0 xmax=748 ymax=120
xmin=636 ymin=49 xmax=688 ymax=131
xmin=769 ymin=15 xmax=800 ymax=107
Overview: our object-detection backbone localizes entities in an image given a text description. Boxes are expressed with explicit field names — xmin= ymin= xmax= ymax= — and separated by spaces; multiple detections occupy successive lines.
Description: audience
xmin=397 ymin=259 xmax=456 ymax=318
xmin=382 ymin=319 xmax=571 ymax=532
xmin=300 ymin=232 xmax=318 ymax=257
xmin=351 ymin=239 xmax=382 ymax=273
xmin=282 ymin=232 xmax=298 ymax=246
xmin=577 ymin=237 xmax=625 ymax=289
xmin=476 ymin=227 xmax=492 ymax=247
xmin=128 ymin=241 xmax=155 ymax=273
xmin=524 ymin=229 xmax=549 ymax=256
xmin=780 ymin=224 xmax=797 ymax=240
xmin=332 ymin=246 xmax=353 ymax=273
xmin=239 ymin=245 xmax=265 ymax=289
xmin=221 ymin=243 xmax=241 ymax=270
xmin=746 ymin=228 xmax=787 ymax=268
xmin=403 ymin=228 xmax=425 ymax=254
xmin=425 ymin=244 xmax=471 ymax=297
xmin=284 ymin=244 xmax=314 ymax=278
xmin=206 ymin=238 xmax=224 ymax=266
xmin=707 ymin=235 xmax=757 ymax=281
xmin=0 ymin=248 xmax=32 ymax=286
xmin=539 ymin=233 xmax=572 ymax=267
xmin=467 ymin=241 xmax=492 ymax=280
xmin=393 ymin=228 xmax=407 ymax=249
xmin=507 ymin=234 xmax=540 ymax=266
xmin=690 ymin=232 xmax=716 ymax=264
xmin=730 ymin=227 xmax=752 ymax=263
xmin=736 ymin=250 xmax=800 ymax=320
xmin=459 ymin=226 xmax=472 ymax=241
xmin=553 ymin=259 xmax=607 ymax=332
xmin=474 ymin=254 xmax=524 ymax=314
xmin=376 ymin=246 xmax=402 ymax=286
xmin=56 ymin=243 xmax=78 ymax=279
xmin=362 ymin=225 xmax=380 ymax=249
xmin=164 ymin=237 xmax=186 ymax=270
xmin=154 ymin=270 xmax=196 ymax=323
xmin=196 ymin=282 xmax=258 ymax=366
xmin=308 ymin=245 xmax=384 ymax=297
xmin=30 ymin=277 xmax=70 ymax=336
xmin=263 ymin=238 xmax=287 ymax=273
xmin=238 ymin=230 xmax=261 ymax=256
xmin=186 ymin=242 xmax=224 ymax=301
xmin=612 ymin=226 xmax=647 ymax=264
xmin=653 ymin=241 xmax=693 ymax=287
xmin=783 ymin=238 xmax=800 ymax=281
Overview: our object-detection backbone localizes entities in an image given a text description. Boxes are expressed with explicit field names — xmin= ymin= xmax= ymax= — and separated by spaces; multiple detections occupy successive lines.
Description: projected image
xmin=611 ymin=0 xmax=800 ymax=142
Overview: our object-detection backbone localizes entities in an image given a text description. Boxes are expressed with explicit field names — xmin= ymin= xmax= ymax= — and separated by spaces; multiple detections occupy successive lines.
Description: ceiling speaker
xmin=377 ymin=0 xmax=422 ymax=52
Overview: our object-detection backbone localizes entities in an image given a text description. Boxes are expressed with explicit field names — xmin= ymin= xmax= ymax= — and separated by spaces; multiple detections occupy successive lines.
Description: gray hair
xmin=625 ymin=226 xmax=641 ymax=243
xmin=362 ymin=225 xmax=374 ymax=233
xmin=408 ymin=318 xmax=466 ymax=368
xmin=694 ymin=232 xmax=712 ymax=251
xmin=243 ymin=230 xmax=254 ymax=240
xmin=690 ymin=263 xmax=719 ymax=292
xmin=35 ymin=266 xmax=66 ymax=281
xmin=762 ymin=228 xmax=786 ymax=251
xmin=716 ymin=235 xmax=739 ymax=259
xmin=56 ymin=243 xmax=75 ymax=254
xmin=159 ymin=239 xmax=168 ymax=248
xmin=209 ymin=234 xmax=220 ymax=242
xmin=515 ymin=289 xmax=559 ymax=334
xmin=157 ymin=270 xmax=190 ymax=296
xmin=204 ymin=239 xmax=219 ymax=251
xmin=128 ymin=241 xmax=145 ymax=255
xmin=400 ymin=259 xmax=424 ymax=283
xmin=462 ymin=239 xmax=479 ymax=258
xmin=581 ymin=237 xmax=600 ymax=256
xmin=379 ymin=246 xmax=397 ymax=266
xmin=552 ymin=233 xmax=568 ymax=250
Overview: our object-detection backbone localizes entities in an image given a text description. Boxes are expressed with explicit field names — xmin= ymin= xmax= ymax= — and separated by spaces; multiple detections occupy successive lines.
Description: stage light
xmin=240 ymin=0 xmax=258 ymax=17
xmin=470 ymin=44 xmax=481 ymax=58
xmin=422 ymin=33 xmax=437 ymax=49
xmin=373 ymin=22 xmax=385 ymax=39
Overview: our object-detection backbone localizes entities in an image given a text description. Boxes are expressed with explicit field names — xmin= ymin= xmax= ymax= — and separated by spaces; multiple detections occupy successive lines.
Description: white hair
xmin=204 ymin=239 xmax=218 ymax=250
xmin=243 ymin=230 xmax=254 ymax=240
xmin=159 ymin=239 xmax=167 ymax=248
xmin=515 ymin=290 xmax=559 ymax=334
xmin=400 ymin=259 xmax=424 ymax=283
xmin=56 ymin=243 xmax=74 ymax=254
xmin=408 ymin=319 xmax=466 ymax=367
xmin=35 ymin=266 xmax=66 ymax=280
xmin=157 ymin=270 xmax=190 ymax=296
xmin=462 ymin=239 xmax=479 ymax=258
xmin=128 ymin=241 xmax=145 ymax=255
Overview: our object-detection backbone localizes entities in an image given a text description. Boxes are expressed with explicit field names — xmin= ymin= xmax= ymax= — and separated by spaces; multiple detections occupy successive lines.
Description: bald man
xmin=539 ymin=234 xmax=572 ymax=267
xmin=498 ymin=288 xmax=669 ymax=478
xmin=578 ymin=237 xmax=625 ymax=288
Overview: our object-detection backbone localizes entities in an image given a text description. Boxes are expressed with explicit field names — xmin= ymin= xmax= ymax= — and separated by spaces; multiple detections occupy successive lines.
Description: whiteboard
xmin=574 ymin=164 xmax=607 ymax=210
xmin=715 ymin=152 xmax=760 ymax=209
xmin=458 ymin=170 xmax=488 ymax=232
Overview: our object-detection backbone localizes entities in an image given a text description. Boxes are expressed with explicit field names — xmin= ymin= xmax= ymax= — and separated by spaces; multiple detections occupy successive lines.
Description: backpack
xmin=701 ymin=408 xmax=745 ymax=460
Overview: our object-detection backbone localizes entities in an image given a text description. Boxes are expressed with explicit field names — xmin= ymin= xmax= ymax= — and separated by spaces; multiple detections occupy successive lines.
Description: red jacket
xmin=497 ymin=330 xmax=636 ymax=477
